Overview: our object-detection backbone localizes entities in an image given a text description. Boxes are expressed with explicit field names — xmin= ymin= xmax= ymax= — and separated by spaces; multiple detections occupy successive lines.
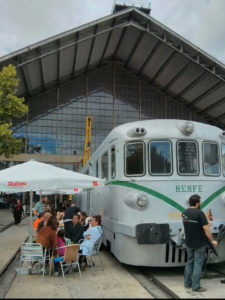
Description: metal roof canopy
xmin=0 ymin=7 xmax=225 ymax=128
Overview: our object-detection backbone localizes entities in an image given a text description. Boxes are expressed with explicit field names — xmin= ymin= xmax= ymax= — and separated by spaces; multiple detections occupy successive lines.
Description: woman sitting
xmin=36 ymin=216 xmax=58 ymax=257
xmin=53 ymin=229 xmax=67 ymax=276
xmin=79 ymin=215 xmax=102 ymax=270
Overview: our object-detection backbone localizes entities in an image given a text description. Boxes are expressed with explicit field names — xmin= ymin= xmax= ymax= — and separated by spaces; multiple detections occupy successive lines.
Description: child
xmin=54 ymin=229 xmax=68 ymax=276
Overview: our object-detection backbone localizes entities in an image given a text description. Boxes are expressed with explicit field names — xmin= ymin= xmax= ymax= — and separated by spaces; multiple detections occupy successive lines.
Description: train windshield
xmin=177 ymin=141 xmax=199 ymax=175
xmin=203 ymin=142 xmax=220 ymax=176
xmin=222 ymin=144 xmax=225 ymax=176
xmin=149 ymin=141 xmax=172 ymax=175
xmin=125 ymin=142 xmax=144 ymax=176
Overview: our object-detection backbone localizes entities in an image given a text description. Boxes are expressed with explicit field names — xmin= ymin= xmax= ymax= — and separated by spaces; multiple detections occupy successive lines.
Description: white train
xmin=78 ymin=119 xmax=225 ymax=267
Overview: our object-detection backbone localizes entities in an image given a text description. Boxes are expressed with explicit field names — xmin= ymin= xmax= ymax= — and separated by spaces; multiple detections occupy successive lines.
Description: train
xmin=78 ymin=119 xmax=225 ymax=267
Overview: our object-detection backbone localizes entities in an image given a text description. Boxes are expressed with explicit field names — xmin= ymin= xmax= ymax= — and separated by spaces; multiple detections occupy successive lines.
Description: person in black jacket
xmin=13 ymin=199 xmax=24 ymax=225
xmin=64 ymin=203 xmax=80 ymax=237
xmin=67 ymin=214 xmax=84 ymax=244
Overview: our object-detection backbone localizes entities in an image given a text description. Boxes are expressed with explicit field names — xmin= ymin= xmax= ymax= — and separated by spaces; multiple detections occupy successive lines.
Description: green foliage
xmin=0 ymin=64 xmax=28 ymax=157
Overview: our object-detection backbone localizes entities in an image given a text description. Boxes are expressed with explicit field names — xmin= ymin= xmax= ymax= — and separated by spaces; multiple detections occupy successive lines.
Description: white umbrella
xmin=0 ymin=160 xmax=104 ymax=241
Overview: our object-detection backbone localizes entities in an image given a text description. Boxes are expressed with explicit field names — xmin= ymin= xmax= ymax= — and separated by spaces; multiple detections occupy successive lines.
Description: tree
xmin=0 ymin=64 xmax=28 ymax=157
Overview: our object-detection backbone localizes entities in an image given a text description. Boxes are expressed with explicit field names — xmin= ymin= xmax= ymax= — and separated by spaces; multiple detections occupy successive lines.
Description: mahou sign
xmin=8 ymin=181 xmax=27 ymax=187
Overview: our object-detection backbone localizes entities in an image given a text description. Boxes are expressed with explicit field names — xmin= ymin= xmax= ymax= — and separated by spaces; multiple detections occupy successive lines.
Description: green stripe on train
xmin=200 ymin=186 xmax=225 ymax=209
xmin=106 ymin=180 xmax=185 ymax=212
xmin=106 ymin=180 xmax=225 ymax=212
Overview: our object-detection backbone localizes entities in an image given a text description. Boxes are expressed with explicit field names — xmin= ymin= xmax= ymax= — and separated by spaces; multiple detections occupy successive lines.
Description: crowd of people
xmin=31 ymin=195 xmax=102 ymax=276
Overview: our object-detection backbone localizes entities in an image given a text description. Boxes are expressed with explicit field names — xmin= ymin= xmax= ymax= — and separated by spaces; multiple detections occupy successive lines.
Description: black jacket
xmin=67 ymin=222 xmax=84 ymax=244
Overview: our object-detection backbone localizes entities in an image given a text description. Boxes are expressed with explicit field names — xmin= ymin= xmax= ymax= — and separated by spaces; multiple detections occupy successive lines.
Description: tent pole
xmin=29 ymin=191 xmax=33 ymax=242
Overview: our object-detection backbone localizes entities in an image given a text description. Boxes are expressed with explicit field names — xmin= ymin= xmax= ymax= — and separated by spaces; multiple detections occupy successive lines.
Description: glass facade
xmin=11 ymin=64 xmax=206 ymax=165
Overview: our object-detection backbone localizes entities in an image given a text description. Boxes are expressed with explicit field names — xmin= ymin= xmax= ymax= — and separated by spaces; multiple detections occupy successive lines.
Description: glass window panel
xmin=111 ymin=147 xmax=116 ymax=179
xmin=222 ymin=144 xmax=225 ymax=177
xmin=203 ymin=142 xmax=220 ymax=176
xmin=125 ymin=142 xmax=144 ymax=176
xmin=149 ymin=141 xmax=172 ymax=175
xmin=177 ymin=141 xmax=198 ymax=175
xmin=101 ymin=152 xmax=108 ymax=180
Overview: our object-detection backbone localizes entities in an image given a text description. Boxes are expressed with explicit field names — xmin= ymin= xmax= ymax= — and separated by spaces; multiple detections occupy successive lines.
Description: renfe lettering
xmin=176 ymin=184 xmax=203 ymax=193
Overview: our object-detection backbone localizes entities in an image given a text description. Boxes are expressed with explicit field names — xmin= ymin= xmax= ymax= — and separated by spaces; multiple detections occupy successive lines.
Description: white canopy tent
xmin=0 ymin=160 xmax=104 ymax=241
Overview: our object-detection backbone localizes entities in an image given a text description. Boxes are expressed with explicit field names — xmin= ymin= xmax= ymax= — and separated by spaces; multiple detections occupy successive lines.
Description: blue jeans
xmin=184 ymin=245 xmax=207 ymax=290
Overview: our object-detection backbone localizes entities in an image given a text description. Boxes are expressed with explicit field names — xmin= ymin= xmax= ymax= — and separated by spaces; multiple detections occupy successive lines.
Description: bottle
xmin=208 ymin=209 xmax=213 ymax=221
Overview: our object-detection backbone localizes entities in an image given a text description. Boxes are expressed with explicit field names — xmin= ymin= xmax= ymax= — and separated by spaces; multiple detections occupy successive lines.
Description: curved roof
xmin=1 ymin=8 xmax=225 ymax=128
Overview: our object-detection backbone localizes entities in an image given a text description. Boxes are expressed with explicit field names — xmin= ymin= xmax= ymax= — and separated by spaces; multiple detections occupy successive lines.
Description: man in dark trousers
xmin=67 ymin=214 xmax=84 ymax=244
xmin=64 ymin=203 xmax=80 ymax=237
xmin=182 ymin=194 xmax=217 ymax=292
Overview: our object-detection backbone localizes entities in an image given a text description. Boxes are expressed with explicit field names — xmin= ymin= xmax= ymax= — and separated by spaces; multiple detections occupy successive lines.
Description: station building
xmin=0 ymin=0 xmax=225 ymax=171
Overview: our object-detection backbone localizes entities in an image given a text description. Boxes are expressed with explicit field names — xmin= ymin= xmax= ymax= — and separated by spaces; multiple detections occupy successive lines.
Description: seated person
xmin=36 ymin=216 xmax=58 ymax=257
xmin=80 ymin=211 xmax=90 ymax=231
xmin=67 ymin=214 xmax=84 ymax=244
xmin=79 ymin=215 xmax=102 ymax=270
xmin=53 ymin=229 xmax=68 ymax=276
xmin=37 ymin=212 xmax=52 ymax=232
xmin=33 ymin=212 xmax=44 ymax=232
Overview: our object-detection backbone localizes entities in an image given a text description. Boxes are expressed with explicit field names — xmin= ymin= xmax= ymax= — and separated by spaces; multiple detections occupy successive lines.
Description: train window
xmin=149 ymin=141 xmax=172 ymax=175
xmin=125 ymin=142 xmax=145 ymax=176
xmin=111 ymin=147 xmax=116 ymax=179
xmin=222 ymin=144 xmax=225 ymax=177
xmin=96 ymin=160 xmax=98 ymax=178
xmin=203 ymin=142 xmax=220 ymax=176
xmin=177 ymin=141 xmax=199 ymax=175
xmin=101 ymin=152 xmax=108 ymax=180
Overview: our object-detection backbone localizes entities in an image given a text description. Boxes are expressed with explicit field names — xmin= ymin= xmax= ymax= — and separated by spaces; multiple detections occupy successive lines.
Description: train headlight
xmin=124 ymin=192 xmax=149 ymax=210
xmin=180 ymin=121 xmax=194 ymax=135
xmin=137 ymin=194 xmax=148 ymax=207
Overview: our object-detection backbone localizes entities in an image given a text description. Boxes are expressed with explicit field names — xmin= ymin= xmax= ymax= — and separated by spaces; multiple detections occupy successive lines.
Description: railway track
xmin=126 ymin=266 xmax=179 ymax=298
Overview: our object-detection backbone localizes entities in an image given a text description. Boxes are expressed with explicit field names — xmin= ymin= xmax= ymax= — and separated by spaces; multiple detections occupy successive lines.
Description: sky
xmin=0 ymin=0 xmax=224 ymax=65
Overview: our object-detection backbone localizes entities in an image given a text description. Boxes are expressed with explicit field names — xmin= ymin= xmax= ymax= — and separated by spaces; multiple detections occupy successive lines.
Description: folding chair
xmin=80 ymin=238 xmax=104 ymax=275
xmin=17 ymin=243 xmax=46 ymax=283
xmin=49 ymin=244 xmax=82 ymax=283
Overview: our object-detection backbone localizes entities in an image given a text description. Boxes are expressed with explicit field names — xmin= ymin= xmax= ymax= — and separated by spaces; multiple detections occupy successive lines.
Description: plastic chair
xmin=17 ymin=243 xmax=47 ymax=283
xmin=49 ymin=244 xmax=82 ymax=283
xmin=80 ymin=238 xmax=104 ymax=275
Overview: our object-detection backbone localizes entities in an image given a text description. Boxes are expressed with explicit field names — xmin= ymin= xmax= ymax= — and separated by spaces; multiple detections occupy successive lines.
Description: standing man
xmin=33 ymin=195 xmax=48 ymax=220
xmin=182 ymin=194 xmax=217 ymax=292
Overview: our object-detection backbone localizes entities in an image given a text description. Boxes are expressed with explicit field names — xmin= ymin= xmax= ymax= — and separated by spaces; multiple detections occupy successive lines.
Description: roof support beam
xmin=37 ymin=47 xmax=46 ymax=91
xmin=57 ymin=40 xmax=60 ymax=85
xmin=99 ymin=18 xmax=116 ymax=65
xmin=149 ymin=50 xmax=176 ymax=84
xmin=112 ymin=12 xmax=133 ymax=60
xmin=85 ymin=25 xmax=98 ymax=73
xmin=125 ymin=31 xmax=145 ymax=68
xmin=187 ymin=81 xmax=224 ymax=107
xmin=217 ymin=111 xmax=225 ymax=121
xmin=162 ymin=61 xmax=192 ymax=91
xmin=18 ymin=56 xmax=30 ymax=98
xmin=203 ymin=96 xmax=225 ymax=113
xmin=71 ymin=32 xmax=79 ymax=79
xmin=138 ymin=41 xmax=161 ymax=75
xmin=175 ymin=72 xmax=207 ymax=99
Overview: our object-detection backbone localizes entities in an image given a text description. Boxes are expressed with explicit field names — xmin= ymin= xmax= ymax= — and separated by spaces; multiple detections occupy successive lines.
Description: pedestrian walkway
xmin=6 ymin=251 xmax=152 ymax=298
xmin=0 ymin=209 xmax=14 ymax=230
xmin=0 ymin=217 xmax=28 ymax=276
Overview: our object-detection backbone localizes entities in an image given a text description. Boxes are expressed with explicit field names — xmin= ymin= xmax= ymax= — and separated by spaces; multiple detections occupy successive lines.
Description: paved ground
xmin=0 ymin=217 xmax=29 ymax=276
xmin=6 ymin=251 xmax=152 ymax=299
xmin=0 ymin=209 xmax=14 ymax=229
